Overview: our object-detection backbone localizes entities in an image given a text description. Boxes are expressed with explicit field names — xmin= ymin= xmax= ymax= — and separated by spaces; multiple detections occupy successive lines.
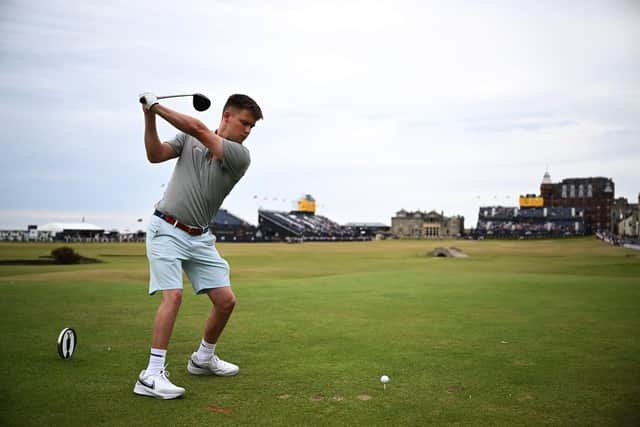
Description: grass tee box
xmin=0 ymin=238 xmax=639 ymax=426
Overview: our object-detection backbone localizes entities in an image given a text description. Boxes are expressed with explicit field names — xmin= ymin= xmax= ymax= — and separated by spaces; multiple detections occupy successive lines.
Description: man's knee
xmin=209 ymin=288 xmax=236 ymax=312
xmin=218 ymin=293 xmax=236 ymax=313
xmin=162 ymin=289 xmax=183 ymax=309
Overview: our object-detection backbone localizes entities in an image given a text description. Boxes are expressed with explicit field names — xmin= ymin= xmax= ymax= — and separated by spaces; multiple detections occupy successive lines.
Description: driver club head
xmin=192 ymin=93 xmax=211 ymax=112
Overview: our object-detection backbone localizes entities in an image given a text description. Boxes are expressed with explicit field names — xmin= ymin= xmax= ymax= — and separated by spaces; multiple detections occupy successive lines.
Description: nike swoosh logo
xmin=191 ymin=358 xmax=208 ymax=369
xmin=139 ymin=377 xmax=154 ymax=389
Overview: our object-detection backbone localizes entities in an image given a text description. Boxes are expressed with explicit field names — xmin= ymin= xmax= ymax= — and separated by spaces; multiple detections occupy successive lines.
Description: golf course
xmin=0 ymin=238 xmax=638 ymax=426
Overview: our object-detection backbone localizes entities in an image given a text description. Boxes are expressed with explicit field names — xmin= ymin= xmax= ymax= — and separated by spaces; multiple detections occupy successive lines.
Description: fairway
xmin=0 ymin=238 xmax=639 ymax=426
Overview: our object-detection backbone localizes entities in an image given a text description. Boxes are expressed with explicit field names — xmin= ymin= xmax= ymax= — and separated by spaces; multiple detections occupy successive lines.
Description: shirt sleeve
xmin=166 ymin=132 xmax=188 ymax=155
xmin=221 ymin=139 xmax=251 ymax=180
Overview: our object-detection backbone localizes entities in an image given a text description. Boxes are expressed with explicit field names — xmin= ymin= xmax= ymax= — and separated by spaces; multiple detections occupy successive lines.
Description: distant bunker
xmin=432 ymin=247 xmax=468 ymax=258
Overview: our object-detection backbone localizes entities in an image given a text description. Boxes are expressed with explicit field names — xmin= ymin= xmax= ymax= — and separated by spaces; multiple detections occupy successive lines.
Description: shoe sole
xmin=187 ymin=359 xmax=239 ymax=376
xmin=133 ymin=382 xmax=184 ymax=400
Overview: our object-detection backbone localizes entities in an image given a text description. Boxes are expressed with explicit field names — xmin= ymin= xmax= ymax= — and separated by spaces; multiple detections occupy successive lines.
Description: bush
xmin=51 ymin=247 xmax=82 ymax=264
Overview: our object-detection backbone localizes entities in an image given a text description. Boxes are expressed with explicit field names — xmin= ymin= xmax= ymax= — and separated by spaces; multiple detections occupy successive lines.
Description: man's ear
xmin=222 ymin=110 xmax=231 ymax=121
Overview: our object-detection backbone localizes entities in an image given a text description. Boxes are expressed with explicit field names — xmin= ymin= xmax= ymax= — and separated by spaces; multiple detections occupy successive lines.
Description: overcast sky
xmin=1 ymin=0 xmax=638 ymax=231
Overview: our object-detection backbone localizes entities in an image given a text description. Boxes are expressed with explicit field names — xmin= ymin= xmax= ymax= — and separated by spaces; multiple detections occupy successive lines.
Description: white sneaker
xmin=133 ymin=369 xmax=185 ymax=400
xmin=187 ymin=352 xmax=239 ymax=376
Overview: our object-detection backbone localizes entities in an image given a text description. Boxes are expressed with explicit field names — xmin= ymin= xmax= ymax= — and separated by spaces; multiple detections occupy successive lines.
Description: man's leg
xmin=134 ymin=289 xmax=186 ymax=399
xmin=135 ymin=213 xmax=187 ymax=399
xmin=187 ymin=286 xmax=239 ymax=376
xmin=203 ymin=286 xmax=236 ymax=344
xmin=152 ymin=289 xmax=183 ymax=349
xmin=145 ymin=289 xmax=183 ymax=374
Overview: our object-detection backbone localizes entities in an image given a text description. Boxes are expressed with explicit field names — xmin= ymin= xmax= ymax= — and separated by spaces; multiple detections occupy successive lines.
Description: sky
xmin=1 ymin=0 xmax=638 ymax=232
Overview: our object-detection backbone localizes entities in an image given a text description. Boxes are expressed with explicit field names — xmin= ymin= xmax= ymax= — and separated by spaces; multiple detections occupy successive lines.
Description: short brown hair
xmin=223 ymin=94 xmax=263 ymax=121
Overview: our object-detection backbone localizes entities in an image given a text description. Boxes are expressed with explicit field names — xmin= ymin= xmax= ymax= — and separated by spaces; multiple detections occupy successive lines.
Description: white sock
xmin=146 ymin=348 xmax=167 ymax=375
xmin=195 ymin=339 xmax=216 ymax=361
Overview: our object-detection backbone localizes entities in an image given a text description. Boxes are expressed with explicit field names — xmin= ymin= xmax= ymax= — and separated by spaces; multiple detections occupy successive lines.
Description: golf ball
xmin=380 ymin=375 xmax=390 ymax=384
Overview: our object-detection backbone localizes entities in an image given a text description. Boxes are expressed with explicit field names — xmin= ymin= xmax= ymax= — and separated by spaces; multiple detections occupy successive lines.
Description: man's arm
xmin=143 ymin=108 xmax=178 ymax=163
xmin=151 ymin=104 xmax=224 ymax=160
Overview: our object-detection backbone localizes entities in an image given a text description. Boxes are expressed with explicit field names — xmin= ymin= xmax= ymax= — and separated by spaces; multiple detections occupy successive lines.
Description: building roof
xmin=39 ymin=223 xmax=105 ymax=233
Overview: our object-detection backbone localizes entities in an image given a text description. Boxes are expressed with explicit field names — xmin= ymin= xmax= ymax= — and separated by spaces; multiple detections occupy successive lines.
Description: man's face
xmin=223 ymin=109 xmax=257 ymax=143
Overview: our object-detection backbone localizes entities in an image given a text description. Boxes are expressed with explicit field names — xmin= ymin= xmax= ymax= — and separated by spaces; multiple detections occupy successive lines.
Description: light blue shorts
xmin=146 ymin=214 xmax=230 ymax=295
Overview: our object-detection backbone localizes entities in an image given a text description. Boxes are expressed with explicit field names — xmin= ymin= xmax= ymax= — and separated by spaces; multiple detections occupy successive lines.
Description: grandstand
xmin=209 ymin=209 xmax=256 ymax=242
xmin=257 ymin=210 xmax=358 ymax=241
xmin=475 ymin=206 xmax=585 ymax=238
xmin=256 ymin=194 xmax=362 ymax=241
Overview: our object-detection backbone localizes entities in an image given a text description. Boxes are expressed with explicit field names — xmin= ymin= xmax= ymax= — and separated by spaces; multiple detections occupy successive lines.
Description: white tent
xmin=39 ymin=223 xmax=105 ymax=233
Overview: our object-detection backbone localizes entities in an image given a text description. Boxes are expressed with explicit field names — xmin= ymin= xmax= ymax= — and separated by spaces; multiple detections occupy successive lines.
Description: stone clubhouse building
xmin=391 ymin=210 xmax=464 ymax=239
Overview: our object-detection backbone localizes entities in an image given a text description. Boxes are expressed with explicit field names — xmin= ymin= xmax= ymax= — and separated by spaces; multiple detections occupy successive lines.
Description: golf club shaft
xmin=139 ymin=94 xmax=193 ymax=103
xmin=156 ymin=94 xmax=196 ymax=100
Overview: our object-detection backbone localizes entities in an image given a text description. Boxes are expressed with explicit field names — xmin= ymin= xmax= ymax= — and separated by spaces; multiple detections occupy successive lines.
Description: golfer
xmin=134 ymin=93 xmax=263 ymax=399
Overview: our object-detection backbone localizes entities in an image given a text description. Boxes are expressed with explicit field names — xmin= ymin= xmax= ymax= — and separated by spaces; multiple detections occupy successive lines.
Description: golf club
xmin=139 ymin=93 xmax=211 ymax=112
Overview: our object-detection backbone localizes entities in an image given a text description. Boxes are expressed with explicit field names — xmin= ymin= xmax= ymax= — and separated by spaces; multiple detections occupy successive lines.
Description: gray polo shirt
xmin=155 ymin=132 xmax=251 ymax=228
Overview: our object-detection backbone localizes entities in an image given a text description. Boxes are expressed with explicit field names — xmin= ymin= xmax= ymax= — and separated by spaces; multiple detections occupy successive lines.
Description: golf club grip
xmin=139 ymin=96 xmax=147 ymax=104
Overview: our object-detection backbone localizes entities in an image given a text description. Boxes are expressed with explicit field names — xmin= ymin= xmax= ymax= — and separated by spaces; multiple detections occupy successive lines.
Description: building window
xmin=578 ymin=184 xmax=584 ymax=197
xmin=587 ymin=184 xmax=593 ymax=197
xmin=570 ymin=185 xmax=575 ymax=198
xmin=562 ymin=185 xmax=567 ymax=198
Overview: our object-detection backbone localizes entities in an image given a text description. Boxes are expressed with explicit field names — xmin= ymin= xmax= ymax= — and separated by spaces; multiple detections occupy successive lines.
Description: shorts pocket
xmin=147 ymin=216 xmax=162 ymax=238
xmin=204 ymin=233 xmax=216 ymax=246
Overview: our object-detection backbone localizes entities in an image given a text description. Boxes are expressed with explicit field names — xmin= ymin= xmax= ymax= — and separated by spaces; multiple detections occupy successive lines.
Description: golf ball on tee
xmin=380 ymin=375 xmax=390 ymax=384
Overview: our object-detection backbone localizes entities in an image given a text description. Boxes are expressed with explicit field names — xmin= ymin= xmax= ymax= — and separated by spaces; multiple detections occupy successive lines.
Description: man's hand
xmin=139 ymin=92 xmax=159 ymax=111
